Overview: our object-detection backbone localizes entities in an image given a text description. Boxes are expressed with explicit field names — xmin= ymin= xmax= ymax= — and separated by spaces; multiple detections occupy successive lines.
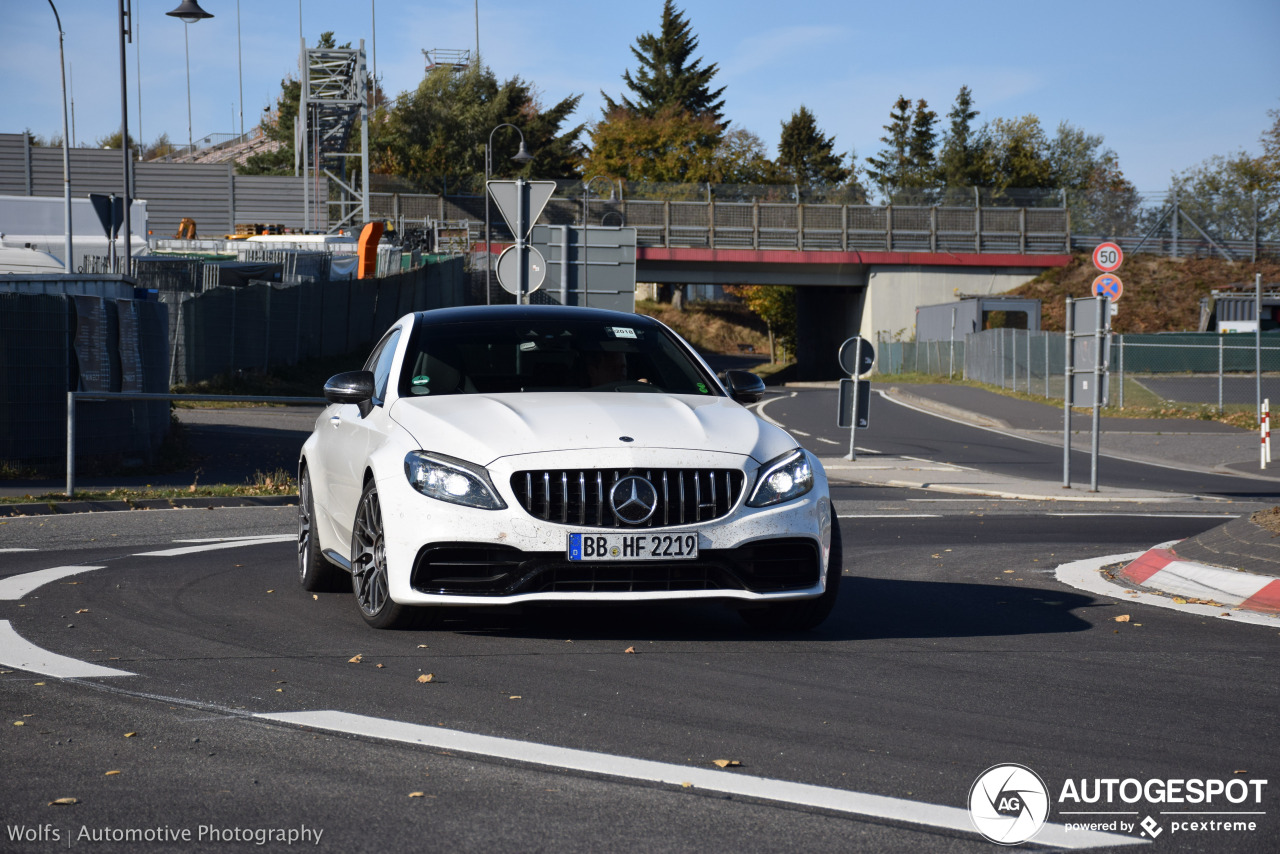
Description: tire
xmin=298 ymin=467 xmax=346 ymax=592
xmin=350 ymin=481 xmax=430 ymax=630
xmin=739 ymin=521 xmax=843 ymax=632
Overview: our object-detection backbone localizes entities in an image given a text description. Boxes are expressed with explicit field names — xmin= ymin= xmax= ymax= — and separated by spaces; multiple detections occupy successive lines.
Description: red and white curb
xmin=1119 ymin=547 xmax=1280 ymax=615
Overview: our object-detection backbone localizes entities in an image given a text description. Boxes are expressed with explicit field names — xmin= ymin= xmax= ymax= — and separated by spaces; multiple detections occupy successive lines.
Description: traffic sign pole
xmin=515 ymin=178 xmax=527 ymax=304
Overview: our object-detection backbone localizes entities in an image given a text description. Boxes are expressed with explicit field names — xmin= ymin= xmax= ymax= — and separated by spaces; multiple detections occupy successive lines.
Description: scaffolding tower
xmin=297 ymin=38 xmax=369 ymax=234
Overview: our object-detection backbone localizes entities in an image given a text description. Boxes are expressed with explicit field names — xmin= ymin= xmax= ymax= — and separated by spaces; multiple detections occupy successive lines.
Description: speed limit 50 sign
xmin=1092 ymin=242 xmax=1123 ymax=273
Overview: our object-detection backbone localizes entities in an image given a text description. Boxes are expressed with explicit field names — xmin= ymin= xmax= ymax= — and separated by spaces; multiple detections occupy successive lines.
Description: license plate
xmin=567 ymin=532 xmax=698 ymax=561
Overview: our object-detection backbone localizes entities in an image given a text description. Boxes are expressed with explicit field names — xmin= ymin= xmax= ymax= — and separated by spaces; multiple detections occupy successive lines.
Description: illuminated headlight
xmin=404 ymin=451 xmax=506 ymax=510
xmin=747 ymin=449 xmax=813 ymax=507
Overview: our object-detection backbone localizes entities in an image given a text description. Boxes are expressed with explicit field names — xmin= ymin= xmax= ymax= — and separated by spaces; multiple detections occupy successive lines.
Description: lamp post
xmin=166 ymin=1 xmax=214 ymax=156
xmin=581 ymin=176 xmax=613 ymax=309
xmin=484 ymin=124 xmax=533 ymax=304
xmin=46 ymin=1 xmax=73 ymax=273
xmin=118 ymin=0 xmax=131 ymax=270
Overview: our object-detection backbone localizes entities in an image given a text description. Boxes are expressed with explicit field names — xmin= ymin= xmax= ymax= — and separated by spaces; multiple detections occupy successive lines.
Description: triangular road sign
xmin=487 ymin=180 xmax=556 ymax=239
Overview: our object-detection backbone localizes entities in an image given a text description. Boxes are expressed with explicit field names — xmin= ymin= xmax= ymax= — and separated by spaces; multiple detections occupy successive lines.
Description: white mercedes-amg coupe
xmin=298 ymin=305 xmax=839 ymax=630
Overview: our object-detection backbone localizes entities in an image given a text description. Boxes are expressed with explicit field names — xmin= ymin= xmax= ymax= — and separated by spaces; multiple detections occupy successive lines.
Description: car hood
xmin=389 ymin=392 xmax=797 ymax=466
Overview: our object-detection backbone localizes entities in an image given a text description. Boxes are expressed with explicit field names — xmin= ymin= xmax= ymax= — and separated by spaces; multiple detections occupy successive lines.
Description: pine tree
xmin=937 ymin=85 xmax=982 ymax=191
xmin=864 ymin=96 xmax=913 ymax=197
xmin=905 ymin=99 xmax=938 ymax=189
xmin=603 ymin=0 xmax=726 ymax=128
xmin=777 ymin=106 xmax=850 ymax=186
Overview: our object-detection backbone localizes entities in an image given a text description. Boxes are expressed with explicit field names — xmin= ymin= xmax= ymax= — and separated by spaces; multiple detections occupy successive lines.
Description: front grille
xmin=410 ymin=538 xmax=820 ymax=596
xmin=509 ymin=468 xmax=746 ymax=528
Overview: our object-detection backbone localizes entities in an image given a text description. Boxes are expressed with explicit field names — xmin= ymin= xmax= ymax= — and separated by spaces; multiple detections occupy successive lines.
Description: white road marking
xmin=815 ymin=437 xmax=840 ymax=445
xmin=0 ymin=548 xmax=37 ymax=553
xmin=838 ymin=514 xmax=941 ymax=519
xmin=256 ymin=710 xmax=1139 ymax=849
xmin=790 ymin=429 xmax=811 ymax=437
xmin=1048 ymin=513 xmax=1239 ymax=519
xmin=0 ymin=565 xmax=105 ymax=600
xmin=137 ymin=534 xmax=293 ymax=557
xmin=1054 ymin=550 xmax=1279 ymax=628
xmin=752 ymin=393 xmax=794 ymax=429
xmin=171 ymin=535 xmax=296 ymax=544
xmin=0 ymin=620 xmax=134 ymax=678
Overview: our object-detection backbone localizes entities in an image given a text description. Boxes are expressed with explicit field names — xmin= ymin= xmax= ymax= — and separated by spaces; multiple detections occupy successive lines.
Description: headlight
xmin=404 ymin=451 xmax=506 ymax=510
xmin=747 ymin=449 xmax=813 ymax=507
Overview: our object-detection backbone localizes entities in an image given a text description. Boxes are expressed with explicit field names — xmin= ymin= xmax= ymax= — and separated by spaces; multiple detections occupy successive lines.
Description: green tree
xmin=373 ymin=64 xmax=582 ymax=192
xmin=973 ymin=115 xmax=1053 ymax=193
xmin=864 ymin=96 xmax=913 ymax=198
xmin=604 ymin=0 xmax=726 ymax=129
xmin=582 ymin=105 xmax=723 ymax=184
xmin=723 ymin=285 xmax=797 ymax=362
xmin=904 ymin=99 xmax=938 ymax=190
xmin=777 ymin=105 xmax=849 ymax=186
xmin=937 ymin=85 xmax=981 ymax=192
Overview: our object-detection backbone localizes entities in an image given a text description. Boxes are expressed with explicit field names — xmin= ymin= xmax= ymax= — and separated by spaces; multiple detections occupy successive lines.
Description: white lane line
xmin=815 ymin=437 xmax=840 ymax=445
xmin=752 ymin=392 xmax=794 ymax=429
xmin=0 ymin=621 xmax=134 ymax=678
xmin=137 ymin=534 xmax=293 ymax=557
xmin=1048 ymin=513 xmax=1240 ymax=519
xmin=256 ymin=710 xmax=1138 ymax=849
xmin=0 ymin=565 xmax=105 ymax=600
xmin=170 ymin=535 xmax=295 ymax=544
xmin=791 ymin=429 xmax=811 ymax=437
xmin=1054 ymin=551 xmax=1279 ymax=628
xmin=838 ymin=514 xmax=941 ymax=519
xmin=0 ymin=548 xmax=37 ymax=553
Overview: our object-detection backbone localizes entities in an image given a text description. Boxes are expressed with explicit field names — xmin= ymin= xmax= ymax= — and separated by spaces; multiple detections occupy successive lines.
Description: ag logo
xmin=968 ymin=764 xmax=1050 ymax=845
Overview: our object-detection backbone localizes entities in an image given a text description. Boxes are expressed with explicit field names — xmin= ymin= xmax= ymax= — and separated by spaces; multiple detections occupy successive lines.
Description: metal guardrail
xmin=65 ymin=392 xmax=328 ymax=498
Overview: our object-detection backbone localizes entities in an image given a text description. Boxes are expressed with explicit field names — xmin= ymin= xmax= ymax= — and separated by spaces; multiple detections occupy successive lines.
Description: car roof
xmin=412 ymin=304 xmax=663 ymax=328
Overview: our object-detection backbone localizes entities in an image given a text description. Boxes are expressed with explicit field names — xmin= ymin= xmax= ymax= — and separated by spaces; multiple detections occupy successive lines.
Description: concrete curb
xmin=0 ymin=495 xmax=298 ymax=517
xmin=1117 ymin=547 xmax=1280 ymax=616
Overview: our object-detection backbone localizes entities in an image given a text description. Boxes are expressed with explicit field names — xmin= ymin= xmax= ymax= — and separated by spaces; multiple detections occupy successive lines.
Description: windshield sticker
xmin=697 ymin=382 xmax=709 ymax=394
xmin=610 ymin=327 xmax=637 ymax=339
xmin=411 ymin=375 xmax=430 ymax=385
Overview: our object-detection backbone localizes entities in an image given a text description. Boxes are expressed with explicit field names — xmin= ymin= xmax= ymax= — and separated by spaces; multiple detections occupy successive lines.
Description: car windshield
xmin=397 ymin=317 xmax=721 ymax=398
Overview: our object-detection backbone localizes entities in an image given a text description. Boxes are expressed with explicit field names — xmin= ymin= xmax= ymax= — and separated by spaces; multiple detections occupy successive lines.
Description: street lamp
xmin=581 ymin=176 xmax=614 ymax=308
xmin=166 ymin=1 xmax=214 ymax=157
xmin=46 ymin=1 xmax=73 ymax=273
xmin=484 ymin=124 xmax=533 ymax=305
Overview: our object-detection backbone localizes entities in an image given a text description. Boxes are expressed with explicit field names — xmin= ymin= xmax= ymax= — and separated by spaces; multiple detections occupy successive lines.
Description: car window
xmin=364 ymin=327 xmax=402 ymax=403
xmin=398 ymin=318 xmax=721 ymax=398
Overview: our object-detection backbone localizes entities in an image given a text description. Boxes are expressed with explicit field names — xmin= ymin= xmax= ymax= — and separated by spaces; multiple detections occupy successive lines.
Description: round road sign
xmin=1092 ymin=242 xmax=1123 ymax=273
xmin=1092 ymin=273 xmax=1123 ymax=302
xmin=837 ymin=337 xmax=875 ymax=377
xmin=495 ymin=245 xmax=547 ymax=296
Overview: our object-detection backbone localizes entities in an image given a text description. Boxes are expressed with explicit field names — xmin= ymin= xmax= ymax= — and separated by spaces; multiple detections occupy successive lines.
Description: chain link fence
xmin=879 ymin=327 xmax=1280 ymax=414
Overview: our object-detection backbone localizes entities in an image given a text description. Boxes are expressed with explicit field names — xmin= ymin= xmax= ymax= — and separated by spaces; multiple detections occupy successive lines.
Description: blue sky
xmin=6 ymin=0 xmax=1278 ymax=191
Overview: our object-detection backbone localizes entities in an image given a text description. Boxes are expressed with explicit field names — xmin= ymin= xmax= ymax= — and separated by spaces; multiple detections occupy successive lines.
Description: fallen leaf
xmin=417 ymin=644 xmax=428 ymax=648
xmin=1221 ymin=612 xmax=1232 ymax=617
xmin=49 ymin=798 xmax=77 ymax=806
xmin=33 ymin=682 xmax=44 ymax=686
xmin=713 ymin=759 xmax=742 ymax=768
xmin=124 ymin=732 xmax=137 ymax=738
xmin=417 ymin=674 xmax=434 ymax=683
xmin=509 ymin=695 xmax=522 ymax=700
xmin=1003 ymin=570 xmax=1014 ymax=574
xmin=624 ymin=647 xmax=636 ymax=654
xmin=275 ymin=688 xmax=283 ymax=693
xmin=681 ymin=782 xmax=693 ymax=788
xmin=75 ymin=609 xmax=89 ymax=614
xmin=348 ymin=654 xmax=363 ymax=664
xmin=104 ymin=770 xmax=121 ymax=777
xmin=375 ymin=664 xmax=385 ymax=669
xmin=266 ymin=590 xmax=274 ymax=594
xmin=1234 ymin=770 xmax=1248 ymax=774
xmin=1173 ymin=597 xmax=1188 ymax=604
xmin=1114 ymin=615 xmax=1130 ymax=622
xmin=312 ymin=595 xmax=318 ymax=601
xmin=409 ymin=792 xmax=425 ymax=798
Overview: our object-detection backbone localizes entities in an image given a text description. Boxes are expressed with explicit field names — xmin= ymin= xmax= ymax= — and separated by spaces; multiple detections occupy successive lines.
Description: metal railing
xmin=65 ymin=392 xmax=326 ymax=497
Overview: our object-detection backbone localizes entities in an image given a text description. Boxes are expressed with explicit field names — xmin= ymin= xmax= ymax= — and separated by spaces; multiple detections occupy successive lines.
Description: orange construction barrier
xmin=357 ymin=221 xmax=384 ymax=279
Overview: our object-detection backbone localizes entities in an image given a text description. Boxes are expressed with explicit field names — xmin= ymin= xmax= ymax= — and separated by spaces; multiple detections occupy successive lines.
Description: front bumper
xmin=374 ymin=447 xmax=833 ymax=607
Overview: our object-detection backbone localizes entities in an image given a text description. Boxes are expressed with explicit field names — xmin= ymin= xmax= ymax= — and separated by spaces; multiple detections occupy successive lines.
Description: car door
xmin=314 ymin=326 xmax=402 ymax=551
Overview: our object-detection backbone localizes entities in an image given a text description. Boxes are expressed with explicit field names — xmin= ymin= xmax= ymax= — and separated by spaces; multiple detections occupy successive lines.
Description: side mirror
xmin=721 ymin=369 xmax=766 ymax=405
xmin=324 ymin=370 xmax=377 ymax=417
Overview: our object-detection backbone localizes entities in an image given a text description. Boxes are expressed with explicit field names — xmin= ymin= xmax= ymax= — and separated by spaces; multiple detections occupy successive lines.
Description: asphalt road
xmin=1 ymin=391 xmax=1278 ymax=853
xmin=764 ymin=387 xmax=1280 ymax=501
xmin=1136 ymin=375 xmax=1280 ymax=407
